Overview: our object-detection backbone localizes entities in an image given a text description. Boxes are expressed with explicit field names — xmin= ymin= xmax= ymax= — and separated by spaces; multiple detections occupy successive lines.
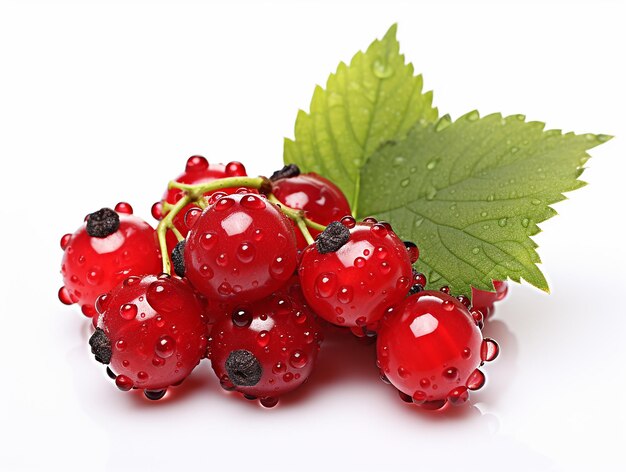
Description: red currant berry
xmin=271 ymin=165 xmax=351 ymax=249
xmin=89 ymin=275 xmax=208 ymax=397
xmin=377 ymin=290 xmax=498 ymax=410
xmin=59 ymin=205 xmax=162 ymax=319
xmin=298 ymin=220 xmax=412 ymax=327
xmin=471 ymin=280 xmax=509 ymax=321
xmin=208 ymin=277 xmax=323 ymax=406
xmin=184 ymin=193 xmax=298 ymax=304
xmin=154 ymin=155 xmax=250 ymax=253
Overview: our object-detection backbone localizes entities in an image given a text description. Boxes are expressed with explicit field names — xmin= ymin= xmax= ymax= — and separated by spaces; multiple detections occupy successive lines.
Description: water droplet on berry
xmin=115 ymin=339 xmax=126 ymax=351
xmin=155 ymin=335 xmax=176 ymax=358
xmin=260 ymin=397 xmax=279 ymax=408
xmin=137 ymin=371 xmax=149 ymax=383
xmin=120 ymin=303 xmax=138 ymax=320
xmin=447 ymin=386 xmax=469 ymax=405
xmin=60 ymin=234 xmax=72 ymax=250
xmin=380 ymin=261 xmax=391 ymax=275
xmin=461 ymin=347 xmax=472 ymax=359
xmin=371 ymin=223 xmax=389 ymax=238
xmin=289 ymin=350 xmax=308 ymax=368
xmin=283 ymin=372 xmax=294 ymax=382
xmin=269 ymin=256 xmax=289 ymax=278
xmin=114 ymin=202 xmax=133 ymax=214
xmin=256 ymin=330 xmax=270 ymax=348
xmin=231 ymin=308 xmax=253 ymax=327
xmin=354 ymin=257 xmax=366 ymax=268
xmin=420 ymin=377 xmax=431 ymax=388
xmin=481 ymin=338 xmax=499 ymax=362
xmin=82 ymin=304 xmax=96 ymax=317
xmin=115 ymin=375 xmax=133 ymax=391
xmin=337 ymin=286 xmax=353 ymax=304
xmin=58 ymin=286 xmax=73 ymax=305
xmin=398 ymin=367 xmax=410 ymax=378
xmin=86 ymin=267 xmax=103 ymax=285
xmin=151 ymin=202 xmax=163 ymax=220
xmin=241 ymin=194 xmax=266 ymax=210
xmin=225 ymin=161 xmax=247 ymax=176
xmin=216 ymin=253 xmax=229 ymax=267
xmin=199 ymin=264 xmax=214 ymax=278
xmin=412 ymin=390 xmax=428 ymax=404
xmin=467 ymin=369 xmax=486 ymax=390
xmin=443 ymin=367 xmax=459 ymax=380
xmin=184 ymin=207 xmax=202 ymax=229
xmin=215 ymin=197 xmax=236 ymax=211
xmin=186 ymin=155 xmax=209 ymax=172
xmin=315 ymin=272 xmax=337 ymax=298
xmin=272 ymin=361 xmax=287 ymax=374
xmin=236 ymin=243 xmax=256 ymax=263
xmin=442 ymin=300 xmax=455 ymax=311
xmin=341 ymin=216 xmax=356 ymax=228
xmin=124 ymin=276 xmax=141 ymax=286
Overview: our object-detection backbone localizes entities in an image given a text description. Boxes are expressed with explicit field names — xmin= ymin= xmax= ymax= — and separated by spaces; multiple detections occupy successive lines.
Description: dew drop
xmin=354 ymin=257 xmax=366 ymax=268
xmin=115 ymin=375 xmax=133 ymax=391
xmin=531 ymin=198 xmax=541 ymax=205
xmin=522 ymin=218 xmax=530 ymax=228
xmin=315 ymin=272 xmax=337 ymax=298
xmin=397 ymin=367 xmax=410 ymax=378
xmin=120 ymin=303 xmax=138 ymax=320
xmin=426 ymin=158 xmax=439 ymax=170
xmin=498 ymin=218 xmax=507 ymax=227
xmin=442 ymin=300 xmax=455 ymax=311
xmin=58 ymin=287 xmax=73 ymax=305
xmin=236 ymin=243 xmax=256 ymax=263
xmin=155 ymin=335 xmax=176 ymax=358
xmin=200 ymin=232 xmax=218 ymax=250
xmin=241 ymin=194 xmax=266 ymax=210
xmin=412 ymin=390 xmax=428 ymax=404
xmin=60 ymin=234 xmax=72 ymax=250
xmin=289 ymin=350 xmax=308 ymax=369
xmin=232 ymin=308 xmax=253 ymax=327
xmin=481 ymin=338 xmax=500 ymax=362
xmin=443 ymin=367 xmax=459 ymax=381
xmin=337 ymin=286 xmax=354 ymax=304
xmin=256 ymin=330 xmax=270 ymax=348
xmin=372 ymin=59 xmax=394 ymax=78
xmin=467 ymin=369 xmax=486 ymax=390
xmin=472 ymin=247 xmax=480 ymax=255
xmin=447 ymin=386 xmax=469 ymax=405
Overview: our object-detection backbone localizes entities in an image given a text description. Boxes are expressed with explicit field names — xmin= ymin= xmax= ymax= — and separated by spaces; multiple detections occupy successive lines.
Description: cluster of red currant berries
xmin=59 ymin=156 xmax=505 ymax=410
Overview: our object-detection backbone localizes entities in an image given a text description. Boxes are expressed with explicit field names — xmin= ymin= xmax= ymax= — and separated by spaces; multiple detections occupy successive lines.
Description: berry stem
xmin=157 ymin=194 xmax=192 ymax=274
xmin=157 ymin=175 xmax=328 ymax=273
xmin=168 ymin=176 xmax=267 ymax=198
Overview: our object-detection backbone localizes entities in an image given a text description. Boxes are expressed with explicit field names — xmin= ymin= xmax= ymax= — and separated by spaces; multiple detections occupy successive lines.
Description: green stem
xmin=157 ymin=194 xmax=192 ymax=274
xmin=267 ymin=194 xmax=323 ymax=243
xmin=169 ymin=176 xmax=267 ymax=198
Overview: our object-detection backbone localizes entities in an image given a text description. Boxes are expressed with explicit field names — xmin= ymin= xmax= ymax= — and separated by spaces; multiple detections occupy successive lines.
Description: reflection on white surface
xmin=410 ymin=313 xmax=438 ymax=338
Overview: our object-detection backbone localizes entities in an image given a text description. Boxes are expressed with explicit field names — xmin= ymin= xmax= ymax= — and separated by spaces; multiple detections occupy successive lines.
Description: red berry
xmin=89 ymin=274 xmax=208 ymax=397
xmin=272 ymin=172 xmax=351 ymax=249
xmin=298 ymin=220 xmax=412 ymax=327
xmin=471 ymin=280 xmax=509 ymax=320
xmin=184 ymin=193 xmax=298 ymax=304
xmin=59 ymin=205 xmax=162 ymax=319
xmin=208 ymin=277 xmax=323 ymax=406
xmin=154 ymin=156 xmax=250 ymax=253
xmin=377 ymin=290 xmax=498 ymax=410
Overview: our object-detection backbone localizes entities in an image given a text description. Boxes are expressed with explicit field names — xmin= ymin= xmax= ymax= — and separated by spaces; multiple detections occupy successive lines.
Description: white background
xmin=1 ymin=0 xmax=625 ymax=470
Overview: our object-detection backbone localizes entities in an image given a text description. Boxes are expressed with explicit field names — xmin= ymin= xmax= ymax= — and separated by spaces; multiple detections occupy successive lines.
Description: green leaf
xmin=284 ymin=24 xmax=438 ymax=213
xmin=358 ymin=112 xmax=611 ymax=295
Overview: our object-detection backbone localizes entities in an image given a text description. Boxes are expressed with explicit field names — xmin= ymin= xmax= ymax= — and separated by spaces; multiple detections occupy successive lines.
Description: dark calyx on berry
xmin=171 ymin=240 xmax=186 ymax=278
xmin=409 ymin=284 xmax=424 ymax=296
xmin=225 ymin=350 xmax=262 ymax=387
xmin=86 ymin=208 xmax=120 ymax=238
xmin=89 ymin=328 xmax=112 ymax=364
xmin=269 ymin=163 xmax=301 ymax=181
xmin=316 ymin=221 xmax=350 ymax=254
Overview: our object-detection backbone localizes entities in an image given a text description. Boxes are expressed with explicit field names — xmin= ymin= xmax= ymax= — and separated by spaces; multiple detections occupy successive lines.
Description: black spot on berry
xmin=144 ymin=389 xmax=167 ymax=401
xmin=86 ymin=208 xmax=120 ymax=238
xmin=89 ymin=328 xmax=112 ymax=364
xmin=171 ymin=240 xmax=186 ymax=277
xmin=269 ymin=163 xmax=301 ymax=181
xmin=316 ymin=221 xmax=350 ymax=254
xmin=225 ymin=350 xmax=262 ymax=387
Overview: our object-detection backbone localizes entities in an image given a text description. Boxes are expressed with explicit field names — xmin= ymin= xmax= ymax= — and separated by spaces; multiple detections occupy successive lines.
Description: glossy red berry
xmin=59 ymin=205 xmax=162 ymax=319
xmin=377 ymin=290 xmax=499 ymax=410
xmin=298 ymin=218 xmax=412 ymax=327
xmin=184 ymin=193 xmax=298 ymax=304
xmin=89 ymin=275 xmax=208 ymax=398
xmin=209 ymin=277 xmax=323 ymax=406
xmin=471 ymin=280 xmax=509 ymax=320
xmin=272 ymin=169 xmax=351 ymax=249
xmin=153 ymin=155 xmax=250 ymax=253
